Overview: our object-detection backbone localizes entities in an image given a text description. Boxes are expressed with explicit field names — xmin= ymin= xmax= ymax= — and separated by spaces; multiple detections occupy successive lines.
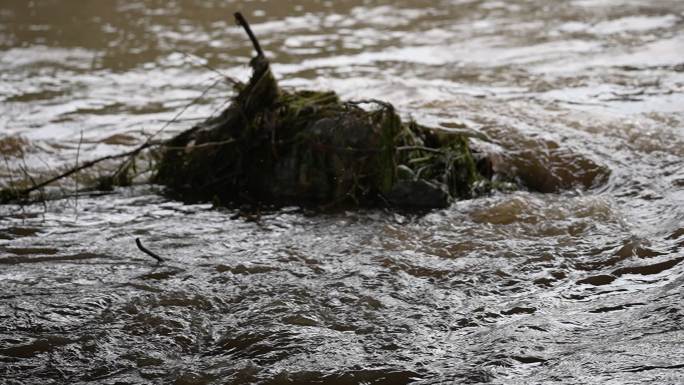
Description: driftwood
xmin=135 ymin=238 xmax=165 ymax=263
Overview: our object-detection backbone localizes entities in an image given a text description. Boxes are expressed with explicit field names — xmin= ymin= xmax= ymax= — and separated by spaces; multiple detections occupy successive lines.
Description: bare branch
xmin=1 ymin=142 xmax=156 ymax=203
xmin=235 ymin=12 xmax=264 ymax=58
xmin=135 ymin=238 xmax=165 ymax=263
xmin=75 ymin=130 xmax=83 ymax=220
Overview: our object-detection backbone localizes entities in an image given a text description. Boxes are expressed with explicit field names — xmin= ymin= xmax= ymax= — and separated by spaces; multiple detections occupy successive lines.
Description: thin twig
xmin=18 ymin=149 xmax=47 ymax=219
xmin=4 ymin=142 xmax=156 ymax=202
xmin=148 ymin=69 xmax=230 ymax=142
xmin=209 ymin=98 xmax=234 ymax=119
xmin=113 ymin=76 xmax=228 ymax=179
xmin=135 ymin=238 xmax=164 ymax=263
xmin=234 ymin=12 xmax=264 ymax=57
xmin=35 ymin=153 xmax=70 ymax=202
xmin=2 ymin=153 xmax=17 ymax=195
xmin=74 ymin=130 xmax=83 ymax=220
xmin=175 ymin=51 xmax=240 ymax=86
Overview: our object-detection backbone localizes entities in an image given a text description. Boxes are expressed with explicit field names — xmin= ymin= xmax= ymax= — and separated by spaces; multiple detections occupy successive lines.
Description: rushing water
xmin=1 ymin=1 xmax=683 ymax=384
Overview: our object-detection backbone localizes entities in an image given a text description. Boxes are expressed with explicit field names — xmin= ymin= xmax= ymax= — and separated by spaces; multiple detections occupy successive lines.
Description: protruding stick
xmin=135 ymin=238 xmax=164 ymax=263
xmin=234 ymin=12 xmax=264 ymax=58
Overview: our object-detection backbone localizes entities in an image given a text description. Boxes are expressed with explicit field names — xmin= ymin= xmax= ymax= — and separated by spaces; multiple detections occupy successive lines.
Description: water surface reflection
xmin=1 ymin=0 xmax=683 ymax=384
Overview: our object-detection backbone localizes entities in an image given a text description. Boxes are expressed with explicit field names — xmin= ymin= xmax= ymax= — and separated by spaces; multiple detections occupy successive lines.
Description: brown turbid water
xmin=1 ymin=1 xmax=683 ymax=384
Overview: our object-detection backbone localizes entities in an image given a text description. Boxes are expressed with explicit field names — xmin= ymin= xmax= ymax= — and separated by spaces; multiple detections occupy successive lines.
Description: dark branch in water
xmin=135 ymin=238 xmax=164 ymax=263
xmin=234 ymin=12 xmax=264 ymax=58
xmin=0 ymin=138 xmax=244 ymax=204
xmin=0 ymin=142 xmax=156 ymax=203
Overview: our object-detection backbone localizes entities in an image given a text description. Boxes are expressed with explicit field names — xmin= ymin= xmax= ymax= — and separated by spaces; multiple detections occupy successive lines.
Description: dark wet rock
xmin=503 ymin=146 xmax=610 ymax=193
xmin=386 ymin=179 xmax=449 ymax=208
xmin=154 ymin=14 xmax=482 ymax=210
xmin=476 ymin=127 xmax=611 ymax=193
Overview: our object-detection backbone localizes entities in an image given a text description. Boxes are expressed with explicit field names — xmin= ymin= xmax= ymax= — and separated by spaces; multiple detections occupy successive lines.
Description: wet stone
xmin=154 ymin=15 xmax=484 ymax=209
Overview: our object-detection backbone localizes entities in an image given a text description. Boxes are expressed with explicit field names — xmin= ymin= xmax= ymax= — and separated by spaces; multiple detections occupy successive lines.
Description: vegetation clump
xmin=0 ymin=13 xmax=490 ymax=209
xmin=154 ymin=13 xmax=485 ymax=209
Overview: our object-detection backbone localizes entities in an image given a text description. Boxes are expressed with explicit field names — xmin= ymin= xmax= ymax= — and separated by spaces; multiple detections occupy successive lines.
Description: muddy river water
xmin=1 ymin=1 xmax=683 ymax=384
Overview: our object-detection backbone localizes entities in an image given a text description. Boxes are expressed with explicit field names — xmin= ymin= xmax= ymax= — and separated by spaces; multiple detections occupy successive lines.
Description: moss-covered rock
xmin=154 ymin=13 xmax=484 ymax=209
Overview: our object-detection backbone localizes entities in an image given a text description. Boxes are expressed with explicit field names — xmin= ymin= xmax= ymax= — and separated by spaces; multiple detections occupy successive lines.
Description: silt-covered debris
xmin=154 ymin=13 xmax=486 ymax=209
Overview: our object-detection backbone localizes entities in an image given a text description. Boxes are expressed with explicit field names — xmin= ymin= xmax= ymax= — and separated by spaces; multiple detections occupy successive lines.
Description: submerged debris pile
xmin=0 ymin=12 xmax=612 ymax=209
xmin=155 ymin=13 xmax=485 ymax=209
